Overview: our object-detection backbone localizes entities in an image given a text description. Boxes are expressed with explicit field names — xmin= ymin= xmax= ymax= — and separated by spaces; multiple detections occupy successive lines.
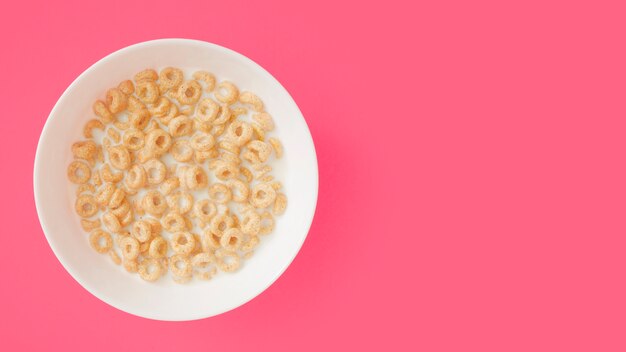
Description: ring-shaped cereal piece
xmin=214 ymin=162 xmax=239 ymax=181
xmin=259 ymin=211 xmax=275 ymax=235
xmin=218 ymin=151 xmax=241 ymax=165
xmin=242 ymin=150 xmax=260 ymax=165
xmin=143 ymin=158 xmax=167 ymax=185
xmin=93 ymin=100 xmax=115 ymax=123
xmin=125 ymin=164 xmax=146 ymax=189
xmin=201 ymin=229 xmax=221 ymax=250
xmin=102 ymin=212 xmax=122 ymax=232
xmin=118 ymin=79 xmax=134 ymax=95
xmin=241 ymin=210 xmax=261 ymax=236
xmin=176 ymin=80 xmax=202 ymax=105
xmin=142 ymin=190 xmax=168 ymax=216
xmin=218 ymin=140 xmax=240 ymax=155
xmin=72 ymin=140 xmax=98 ymax=161
xmin=226 ymin=120 xmax=253 ymax=146
xmin=239 ymin=166 xmax=253 ymax=183
xmin=184 ymin=166 xmax=208 ymax=190
xmin=122 ymin=129 xmax=145 ymax=151
xmin=170 ymin=232 xmax=195 ymax=255
xmin=168 ymin=115 xmax=193 ymax=137
xmin=106 ymin=88 xmax=128 ymax=113
xmin=80 ymin=218 xmax=100 ymax=232
xmin=67 ymin=161 xmax=91 ymax=184
xmin=95 ymin=183 xmax=115 ymax=205
xmin=149 ymin=97 xmax=171 ymax=117
xmin=129 ymin=108 xmax=151 ymax=130
xmin=169 ymin=254 xmax=192 ymax=278
xmin=193 ymin=199 xmax=217 ymax=223
xmin=246 ymin=140 xmax=272 ymax=163
xmin=132 ymin=220 xmax=153 ymax=243
xmin=123 ymin=259 xmax=138 ymax=273
xmin=195 ymin=98 xmax=220 ymax=123
xmin=241 ymin=235 xmax=260 ymax=252
xmin=159 ymin=67 xmax=184 ymax=90
xmin=228 ymin=179 xmax=249 ymax=202
xmin=238 ymin=91 xmax=264 ymax=112
xmin=109 ymin=251 xmax=122 ymax=265
xmin=215 ymin=248 xmax=240 ymax=272
xmin=75 ymin=194 xmax=98 ymax=218
xmin=127 ymin=95 xmax=145 ymax=112
xmin=220 ymin=228 xmax=245 ymax=251
xmin=251 ymin=122 xmax=266 ymax=142
xmin=192 ymin=71 xmax=216 ymax=91
xmin=273 ymin=192 xmax=287 ymax=215
xmin=191 ymin=252 xmax=218 ymax=280
xmin=166 ymin=192 xmax=194 ymax=214
xmin=148 ymin=237 xmax=168 ymax=258
xmin=252 ymin=112 xmax=275 ymax=131
xmin=208 ymin=183 xmax=232 ymax=204
xmin=89 ymin=229 xmax=112 ymax=254
xmin=171 ymin=139 xmax=193 ymax=162
xmin=211 ymin=123 xmax=227 ymax=137
xmin=83 ymin=119 xmax=105 ymax=139
xmin=76 ymin=183 xmax=95 ymax=196
xmin=250 ymin=183 xmax=277 ymax=208
xmin=269 ymin=137 xmax=283 ymax=158
xmin=160 ymin=103 xmax=178 ymax=125
xmin=215 ymin=81 xmax=239 ymax=104
xmin=162 ymin=212 xmax=187 ymax=232
xmin=108 ymin=145 xmax=131 ymax=170
xmin=120 ymin=236 xmax=140 ymax=260
xmin=190 ymin=133 xmax=215 ymax=151
xmin=101 ymin=163 xmax=123 ymax=184
xmin=145 ymin=129 xmax=172 ymax=156
xmin=111 ymin=199 xmax=131 ymax=218
xmin=209 ymin=213 xmax=234 ymax=237
xmin=134 ymin=69 xmax=158 ymax=82
xmin=213 ymin=104 xmax=231 ymax=125
xmin=108 ymin=188 xmax=126 ymax=208
xmin=138 ymin=258 xmax=163 ymax=282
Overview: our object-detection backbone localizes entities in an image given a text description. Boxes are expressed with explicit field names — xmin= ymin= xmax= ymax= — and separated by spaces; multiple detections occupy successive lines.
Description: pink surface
xmin=2 ymin=0 xmax=626 ymax=350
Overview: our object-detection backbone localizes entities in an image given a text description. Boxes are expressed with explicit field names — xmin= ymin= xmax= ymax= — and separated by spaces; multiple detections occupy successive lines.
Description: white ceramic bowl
xmin=34 ymin=39 xmax=318 ymax=321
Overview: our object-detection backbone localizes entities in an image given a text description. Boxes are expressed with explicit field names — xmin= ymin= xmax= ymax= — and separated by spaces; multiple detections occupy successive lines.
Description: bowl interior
xmin=34 ymin=39 xmax=318 ymax=321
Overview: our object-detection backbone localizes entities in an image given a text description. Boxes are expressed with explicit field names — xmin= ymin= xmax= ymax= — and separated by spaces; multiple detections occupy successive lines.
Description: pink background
xmin=2 ymin=0 xmax=626 ymax=350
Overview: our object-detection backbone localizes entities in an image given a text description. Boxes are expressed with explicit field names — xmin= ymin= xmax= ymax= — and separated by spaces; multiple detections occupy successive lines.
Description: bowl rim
xmin=33 ymin=38 xmax=319 ymax=321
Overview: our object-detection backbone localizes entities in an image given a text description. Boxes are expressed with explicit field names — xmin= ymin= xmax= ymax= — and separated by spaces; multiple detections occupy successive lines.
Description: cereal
xmin=67 ymin=161 xmax=91 ymax=184
xmin=259 ymin=211 xmax=275 ymax=235
xmin=166 ymin=191 xmax=193 ymax=214
xmin=148 ymin=237 xmax=168 ymax=258
xmin=214 ymin=161 xmax=239 ymax=181
xmin=171 ymin=232 xmax=195 ymax=255
xmin=118 ymin=80 xmax=134 ymax=95
xmin=241 ymin=210 xmax=261 ymax=236
xmin=132 ymin=220 xmax=153 ymax=243
xmin=106 ymin=88 xmax=127 ymax=113
xmin=159 ymin=67 xmax=184 ymax=90
xmin=169 ymin=254 xmax=192 ymax=278
xmin=83 ymin=119 xmax=105 ymax=139
xmin=168 ymin=115 xmax=193 ymax=137
xmin=142 ymin=190 xmax=167 ymax=216
xmin=93 ymin=100 xmax=115 ymax=123
xmin=122 ymin=129 xmax=145 ymax=151
xmin=252 ymin=112 xmax=274 ymax=131
xmin=129 ymin=108 xmax=151 ymax=130
xmin=176 ymin=80 xmax=202 ymax=105
xmin=269 ymin=137 xmax=283 ymax=158
xmin=144 ymin=158 xmax=167 ymax=185
xmin=208 ymin=183 xmax=232 ymax=204
xmin=109 ymin=250 xmax=122 ymax=265
xmin=162 ymin=212 xmax=187 ymax=232
xmin=145 ymin=128 xmax=172 ymax=155
xmin=273 ymin=192 xmax=287 ymax=215
xmin=108 ymin=145 xmax=131 ymax=170
xmin=138 ymin=258 xmax=163 ymax=282
xmin=123 ymin=259 xmax=139 ymax=273
xmin=102 ymin=212 xmax=122 ymax=232
xmin=215 ymin=249 xmax=240 ymax=272
xmin=215 ymin=81 xmax=239 ymax=104
xmin=220 ymin=228 xmax=244 ymax=251
xmin=238 ymin=91 xmax=264 ymax=112
xmin=213 ymin=105 xmax=231 ymax=125
xmin=81 ymin=218 xmax=101 ymax=232
xmin=160 ymin=177 xmax=180 ymax=195
xmin=171 ymin=139 xmax=193 ymax=162
xmin=125 ymin=164 xmax=146 ymax=189
xmin=195 ymin=98 xmax=219 ymax=123
xmin=193 ymin=71 xmax=216 ymax=91
xmin=150 ymin=97 xmax=171 ymax=117
xmin=90 ymin=229 xmax=113 ymax=254
xmin=250 ymin=183 xmax=277 ymax=208
xmin=101 ymin=163 xmax=123 ymax=183
xmin=134 ymin=69 xmax=158 ymax=82
xmin=76 ymin=194 xmax=98 ymax=218
xmin=127 ymin=95 xmax=145 ymax=112
xmin=209 ymin=213 xmax=234 ymax=237
xmin=226 ymin=120 xmax=253 ymax=146
xmin=190 ymin=133 xmax=215 ymax=151
xmin=72 ymin=141 xmax=98 ymax=162
xmin=246 ymin=140 xmax=272 ymax=163
xmin=120 ymin=236 xmax=140 ymax=260
xmin=191 ymin=252 xmax=217 ymax=280
xmin=184 ymin=166 xmax=208 ymax=190
xmin=193 ymin=199 xmax=217 ymax=223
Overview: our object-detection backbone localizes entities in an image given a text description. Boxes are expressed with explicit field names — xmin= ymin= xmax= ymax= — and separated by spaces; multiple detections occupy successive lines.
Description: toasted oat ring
xmin=131 ymin=220 xmax=153 ymax=243
xmin=159 ymin=67 xmax=184 ymax=90
xmin=218 ymin=140 xmax=240 ymax=155
xmin=195 ymin=98 xmax=220 ymax=123
xmin=134 ymin=69 xmax=158 ymax=82
xmin=162 ymin=212 xmax=187 ymax=232
xmin=76 ymin=184 xmax=95 ymax=196
xmin=89 ymin=229 xmax=112 ymax=254
xmin=106 ymin=88 xmax=127 ymax=113
xmin=123 ymin=259 xmax=138 ymax=273
xmin=148 ymin=237 xmax=168 ymax=258
xmin=251 ymin=122 xmax=266 ymax=141
xmin=238 ymin=91 xmax=264 ymax=112
xmin=142 ymin=190 xmax=167 ymax=216
xmin=242 ymin=150 xmax=260 ymax=164
xmin=102 ymin=212 xmax=122 ymax=232
xmin=259 ymin=211 xmax=275 ymax=235
xmin=213 ymin=104 xmax=231 ymax=125
xmin=193 ymin=71 xmax=216 ymax=91
xmin=220 ymin=228 xmax=245 ymax=251
xmin=171 ymin=139 xmax=193 ymax=162
xmin=247 ymin=140 xmax=272 ymax=163
xmin=72 ymin=140 xmax=98 ymax=161
xmin=139 ymin=258 xmax=163 ymax=282
xmin=101 ymin=163 xmax=123 ymax=183
xmin=67 ymin=161 xmax=91 ymax=184
xmin=239 ymin=166 xmax=253 ymax=183
xmin=122 ymin=129 xmax=145 ymax=151
xmin=191 ymin=252 xmax=218 ymax=280
xmin=219 ymin=151 xmax=241 ymax=165
xmin=159 ymin=177 xmax=180 ymax=195
xmin=214 ymin=162 xmax=239 ymax=181
xmin=75 ymin=194 xmax=98 ymax=218
xmin=129 ymin=108 xmax=151 ymax=130
xmin=145 ymin=128 xmax=172 ymax=155
xmin=125 ymin=164 xmax=146 ymax=189
xmin=215 ymin=248 xmax=240 ymax=272
xmin=80 ymin=218 xmax=100 ymax=232
xmin=211 ymin=123 xmax=227 ymax=137
xmin=135 ymin=80 xmax=160 ymax=104
xmin=109 ymin=251 xmax=122 ymax=265
xmin=176 ymin=80 xmax=202 ymax=105
xmin=201 ymin=229 xmax=221 ymax=250
xmin=226 ymin=120 xmax=253 ymax=146
xmin=193 ymin=199 xmax=217 ymax=223
xmin=184 ymin=166 xmax=208 ymax=190
xmin=241 ymin=211 xmax=261 ymax=236
xmin=120 ymin=236 xmax=139 ymax=259
xmin=215 ymin=81 xmax=239 ymax=104
xmin=108 ymin=188 xmax=126 ymax=208
xmin=144 ymin=218 xmax=162 ymax=236
xmin=252 ymin=112 xmax=275 ymax=131
xmin=144 ymin=158 xmax=167 ymax=185
xmin=118 ymin=80 xmax=134 ymax=95
xmin=241 ymin=235 xmax=260 ymax=251
xmin=209 ymin=213 xmax=234 ymax=237
xmin=208 ymin=183 xmax=232 ymax=204
xmin=127 ymin=95 xmax=145 ymax=112
xmin=227 ymin=179 xmax=249 ymax=202
xmin=93 ymin=100 xmax=115 ymax=123
xmin=83 ymin=119 xmax=105 ymax=139
xmin=250 ymin=183 xmax=277 ymax=208
xmin=269 ymin=137 xmax=283 ymax=158
xmin=108 ymin=145 xmax=131 ymax=170
xmin=95 ymin=183 xmax=115 ymax=205
xmin=171 ymin=232 xmax=195 ymax=255
xmin=190 ymin=133 xmax=215 ymax=151
xmin=111 ymin=199 xmax=131 ymax=218
xmin=273 ymin=192 xmax=287 ymax=215
xmin=166 ymin=192 xmax=193 ymax=214
xmin=168 ymin=115 xmax=193 ymax=137
xmin=150 ymin=97 xmax=171 ymax=117
xmin=169 ymin=254 xmax=192 ymax=278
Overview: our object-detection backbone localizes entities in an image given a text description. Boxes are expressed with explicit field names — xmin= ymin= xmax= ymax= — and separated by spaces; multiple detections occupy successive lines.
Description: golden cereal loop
xmin=251 ymin=122 xmax=266 ymax=142
xmin=269 ymin=137 xmax=283 ymax=158
xmin=241 ymin=211 xmax=261 ymax=236
xmin=108 ymin=188 xmax=126 ymax=208
xmin=253 ymin=164 xmax=272 ymax=178
xmin=211 ymin=123 xmax=227 ymax=137
xmin=144 ymin=158 xmax=167 ymax=185
xmin=238 ymin=91 xmax=264 ymax=112
xmin=171 ymin=232 xmax=195 ymax=255
xmin=259 ymin=211 xmax=275 ymax=235
xmin=93 ymin=100 xmax=115 ymax=123
xmin=168 ymin=115 xmax=193 ymax=137
xmin=271 ymin=181 xmax=283 ymax=190
xmin=215 ymin=249 xmax=240 ymax=272
xmin=95 ymin=183 xmax=115 ymax=205
xmin=215 ymin=81 xmax=239 ymax=104
xmin=148 ymin=237 xmax=168 ymax=258
xmin=109 ymin=251 xmax=122 ymax=265
xmin=259 ymin=175 xmax=274 ymax=183
xmin=111 ymin=200 xmax=131 ymax=218
xmin=160 ymin=103 xmax=178 ymax=125
xmin=71 ymin=140 xmax=98 ymax=162
xmin=273 ymin=192 xmax=287 ymax=215
xmin=184 ymin=166 xmax=208 ymax=190
xmin=139 ymin=258 xmax=163 ymax=282
xmin=193 ymin=199 xmax=217 ymax=223
xmin=246 ymin=140 xmax=272 ymax=163
xmin=118 ymin=80 xmax=134 ymax=95
xmin=101 ymin=163 xmax=123 ymax=184
xmin=114 ymin=120 xmax=130 ymax=131
xmin=214 ymin=161 xmax=239 ymax=181
xmin=159 ymin=67 xmax=184 ymax=90
xmin=239 ymin=166 xmax=253 ymax=183
xmin=135 ymin=80 xmax=160 ymax=104
xmin=145 ymin=120 xmax=159 ymax=133
xmin=127 ymin=95 xmax=145 ymax=112
xmin=208 ymin=183 xmax=232 ymax=204
xmin=159 ymin=177 xmax=180 ymax=195
xmin=191 ymin=253 xmax=217 ymax=280
xmin=162 ymin=212 xmax=187 ymax=232
xmin=92 ymin=170 xmax=103 ymax=186
xmin=106 ymin=128 xmax=121 ymax=144
xmin=213 ymin=104 xmax=231 ymax=125
xmin=220 ymin=228 xmax=244 ymax=251
xmin=81 ymin=218 xmax=100 ymax=232
xmin=195 ymin=98 xmax=220 ymax=123
xmin=90 ymin=229 xmax=112 ymax=254
xmin=142 ymin=190 xmax=167 ymax=216
xmin=252 ymin=112 xmax=275 ymax=132
xmin=83 ymin=119 xmax=105 ymax=139
xmin=226 ymin=120 xmax=253 ymax=146
xmin=134 ymin=69 xmax=158 ymax=82
xmin=132 ymin=220 xmax=153 ymax=243
xmin=169 ymin=254 xmax=192 ymax=278
xmin=180 ymin=105 xmax=195 ymax=117
xmin=150 ymin=97 xmax=171 ymax=117
xmin=193 ymin=71 xmax=216 ymax=91
xmin=195 ymin=149 xmax=218 ymax=164
xmin=241 ymin=235 xmax=260 ymax=252
xmin=218 ymin=140 xmax=240 ymax=155
xmin=122 ymin=129 xmax=145 ymax=151
xmin=202 ymin=229 xmax=221 ymax=250
xmin=190 ymin=133 xmax=215 ymax=151
xmin=108 ymin=145 xmax=131 ymax=170
xmin=102 ymin=212 xmax=122 ymax=232
xmin=129 ymin=108 xmax=151 ymax=130
xmin=242 ymin=150 xmax=260 ymax=165
xmin=146 ymin=129 xmax=172 ymax=155
xmin=171 ymin=139 xmax=193 ymax=162
xmin=75 ymin=194 xmax=98 ymax=218
xmin=67 ymin=161 xmax=91 ymax=184
xmin=209 ymin=213 xmax=234 ymax=237
xmin=125 ymin=164 xmax=146 ymax=189
xmin=135 ymin=147 xmax=155 ymax=164
xmin=144 ymin=218 xmax=162 ymax=236
xmin=120 ymin=236 xmax=140 ymax=260
xmin=176 ymin=80 xmax=202 ymax=105
xmin=119 ymin=210 xmax=134 ymax=228
xmin=218 ymin=151 xmax=241 ymax=165
xmin=250 ymin=183 xmax=277 ymax=208
xmin=106 ymin=88 xmax=128 ymax=114
xmin=228 ymin=179 xmax=249 ymax=202
xmin=166 ymin=192 xmax=193 ymax=214
xmin=123 ymin=259 xmax=138 ymax=273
